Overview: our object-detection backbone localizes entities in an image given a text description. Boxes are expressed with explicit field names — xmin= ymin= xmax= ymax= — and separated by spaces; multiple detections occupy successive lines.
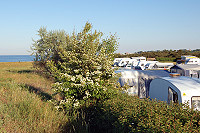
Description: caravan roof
xmin=161 ymin=76 xmax=200 ymax=92
xmin=171 ymin=64 xmax=200 ymax=71
xmin=115 ymin=69 xmax=170 ymax=77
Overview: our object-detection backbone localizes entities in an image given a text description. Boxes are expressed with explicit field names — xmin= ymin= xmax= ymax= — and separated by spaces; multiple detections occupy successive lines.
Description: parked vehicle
xmin=185 ymin=58 xmax=200 ymax=64
xmin=113 ymin=58 xmax=123 ymax=66
xmin=116 ymin=69 xmax=170 ymax=98
xmin=136 ymin=61 xmax=158 ymax=70
xmin=181 ymin=55 xmax=200 ymax=65
xmin=118 ymin=58 xmax=132 ymax=67
xmin=149 ymin=76 xmax=200 ymax=110
xmin=144 ymin=61 xmax=159 ymax=70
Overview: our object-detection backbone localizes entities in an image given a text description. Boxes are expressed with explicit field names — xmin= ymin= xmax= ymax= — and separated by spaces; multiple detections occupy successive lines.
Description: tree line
xmin=115 ymin=49 xmax=200 ymax=61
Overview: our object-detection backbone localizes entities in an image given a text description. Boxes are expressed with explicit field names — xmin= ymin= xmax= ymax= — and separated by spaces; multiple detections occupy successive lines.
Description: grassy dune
xmin=0 ymin=62 xmax=67 ymax=132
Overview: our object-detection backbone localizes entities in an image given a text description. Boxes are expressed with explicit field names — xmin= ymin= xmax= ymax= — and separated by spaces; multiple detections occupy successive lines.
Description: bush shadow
xmin=7 ymin=69 xmax=34 ymax=74
xmin=20 ymin=84 xmax=53 ymax=101
xmin=59 ymin=104 xmax=154 ymax=133
xmin=60 ymin=105 xmax=118 ymax=133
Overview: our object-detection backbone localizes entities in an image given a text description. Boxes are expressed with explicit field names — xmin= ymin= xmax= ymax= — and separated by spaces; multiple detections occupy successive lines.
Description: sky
xmin=0 ymin=0 xmax=200 ymax=55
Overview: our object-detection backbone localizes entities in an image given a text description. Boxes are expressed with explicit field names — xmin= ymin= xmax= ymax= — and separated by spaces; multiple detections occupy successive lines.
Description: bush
xmin=102 ymin=93 xmax=200 ymax=132
xmin=68 ymin=92 xmax=200 ymax=132
xmin=32 ymin=22 xmax=119 ymax=110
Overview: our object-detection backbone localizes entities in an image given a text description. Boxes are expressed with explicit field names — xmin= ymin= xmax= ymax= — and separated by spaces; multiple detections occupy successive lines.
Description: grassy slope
xmin=0 ymin=62 xmax=67 ymax=133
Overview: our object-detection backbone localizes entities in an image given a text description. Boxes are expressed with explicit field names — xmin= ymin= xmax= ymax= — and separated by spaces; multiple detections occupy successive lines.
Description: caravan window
xmin=191 ymin=96 xmax=200 ymax=110
xmin=168 ymin=87 xmax=178 ymax=104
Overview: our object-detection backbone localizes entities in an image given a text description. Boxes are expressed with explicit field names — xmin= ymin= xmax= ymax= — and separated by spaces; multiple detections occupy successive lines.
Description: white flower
xmin=55 ymin=82 xmax=60 ymax=85
xmin=64 ymin=88 xmax=69 ymax=91
xmin=103 ymin=87 xmax=107 ymax=91
xmin=73 ymin=101 xmax=79 ymax=107
xmin=74 ymin=69 xmax=79 ymax=73
xmin=60 ymin=100 xmax=65 ymax=104
xmin=66 ymin=99 xmax=70 ymax=103
xmin=76 ymin=74 xmax=82 ymax=79
xmin=71 ymin=76 xmax=75 ymax=81
xmin=55 ymin=106 xmax=60 ymax=110
xmin=85 ymin=90 xmax=91 ymax=97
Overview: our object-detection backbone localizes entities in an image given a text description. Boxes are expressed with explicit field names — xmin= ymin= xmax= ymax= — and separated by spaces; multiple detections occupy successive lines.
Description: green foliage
xmin=32 ymin=22 xmax=119 ymax=109
xmin=156 ymin=57 xmax=176 ymax=62
xmin=115 ymin=49 xmax=200 ymax=59
xmin=68 ymin=92 xmax=200 ymax=132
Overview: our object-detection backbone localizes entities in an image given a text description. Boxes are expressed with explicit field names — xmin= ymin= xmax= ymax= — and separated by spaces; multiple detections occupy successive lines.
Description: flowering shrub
xmin=32 ymin=22 xmax=119 ymax=109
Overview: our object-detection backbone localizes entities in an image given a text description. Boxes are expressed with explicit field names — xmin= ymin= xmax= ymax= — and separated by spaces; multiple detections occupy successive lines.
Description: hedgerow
xmin=103 ymin=93 xmax=200 ymax=132
xmin=69 ymin=92 xmax=200 ymax=132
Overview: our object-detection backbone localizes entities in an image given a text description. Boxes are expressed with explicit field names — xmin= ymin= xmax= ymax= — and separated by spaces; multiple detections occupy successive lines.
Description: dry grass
xmin=0 ymin=62 xmax=67 ymax=132
xmin=0 ymin=62 xmax=53 ymax=95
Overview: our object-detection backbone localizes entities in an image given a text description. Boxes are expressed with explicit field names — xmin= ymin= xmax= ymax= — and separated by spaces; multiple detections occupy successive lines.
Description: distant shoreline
xmin=0 ymin=55 xmax=35 ymax=62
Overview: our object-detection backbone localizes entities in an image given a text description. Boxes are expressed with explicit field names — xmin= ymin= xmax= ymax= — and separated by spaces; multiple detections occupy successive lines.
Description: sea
xmin=0 ymin=55 xmax=35 ymax=62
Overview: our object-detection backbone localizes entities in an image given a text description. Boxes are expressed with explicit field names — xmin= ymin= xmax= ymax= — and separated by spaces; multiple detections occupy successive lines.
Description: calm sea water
xmin=0 ymin=55 xmax=35 ymax=62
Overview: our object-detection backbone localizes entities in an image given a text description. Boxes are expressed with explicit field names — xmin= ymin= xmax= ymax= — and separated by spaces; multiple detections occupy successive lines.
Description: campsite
xmin=1 ymin=1 xmax=200 ymax=132
xmin=1 ymin=54 xmax=200 ymax=132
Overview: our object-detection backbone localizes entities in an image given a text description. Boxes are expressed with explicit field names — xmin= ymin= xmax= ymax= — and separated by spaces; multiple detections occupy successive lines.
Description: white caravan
xmin=181 ymin=55 xmax=200 ymax=65
xmin=118 ymin=58 xmax=142 ymax=67
xmin=144 ymin=61 xmax=159 ymax=70
xmin=125 ymin=59 xmax=140 ymax=69
xmin=118 ymin=58 xmax=133 ymax=67
xmin=149 ymin=76 xmax=200 ymax=110
xmin=113 ymin=58 xmax=123 ymax=66
xmin=128 ymin=57 xmax=147 ymax=69
xmin=116 ymin=69 xmax=170 ymax=98
xmin=185 ymin=58 xmax=200 ymax=65
xmin=117 ymin=57 xmax=147 ymax=68
xmin=136 ymin=61 xmax=159 ymax=70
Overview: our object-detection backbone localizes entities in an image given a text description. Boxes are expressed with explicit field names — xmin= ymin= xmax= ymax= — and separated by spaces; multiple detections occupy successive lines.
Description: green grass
xmin=0 ymin=62 xmax=67 ymax=132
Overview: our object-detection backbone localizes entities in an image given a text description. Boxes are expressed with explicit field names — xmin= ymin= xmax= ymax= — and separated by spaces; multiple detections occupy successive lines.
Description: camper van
xmin=185 ymin=58 xmax=200 ymax=65
xmin=124 ymin=57 xmax=147 ymax=69
xmin=118 ymin=58 xmax=132 ymax=67
xmin=181 ymin=55 xmax=200 ymax=65
xmin=149 ymin=76 xmax=200 ymax=110
xmin=136 ymin=61 xmax=158 ymax=70
xmin=113 ymin=58 xmax=123 ymax=66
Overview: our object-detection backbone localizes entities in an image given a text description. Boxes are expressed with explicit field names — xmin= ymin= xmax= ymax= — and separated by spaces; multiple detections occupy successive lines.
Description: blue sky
xmin=0 ymin=0 xmax=200 ymax=55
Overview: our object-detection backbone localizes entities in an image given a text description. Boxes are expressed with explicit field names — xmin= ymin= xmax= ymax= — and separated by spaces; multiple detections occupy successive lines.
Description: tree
xmin=32 ymin=22 xmax=119 ymax=109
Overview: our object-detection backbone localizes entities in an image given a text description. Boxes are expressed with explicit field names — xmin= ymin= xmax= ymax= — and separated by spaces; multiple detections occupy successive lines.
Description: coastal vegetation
xmin=31 ymin=22 xmax=119 ymax=110
xmin=0 ymin=62 xmax=66 ymax=132
xmin=1 ymin=63 xmax=200 ymax=132
xmin=1 ymin=22 xmax=200 ymax=132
